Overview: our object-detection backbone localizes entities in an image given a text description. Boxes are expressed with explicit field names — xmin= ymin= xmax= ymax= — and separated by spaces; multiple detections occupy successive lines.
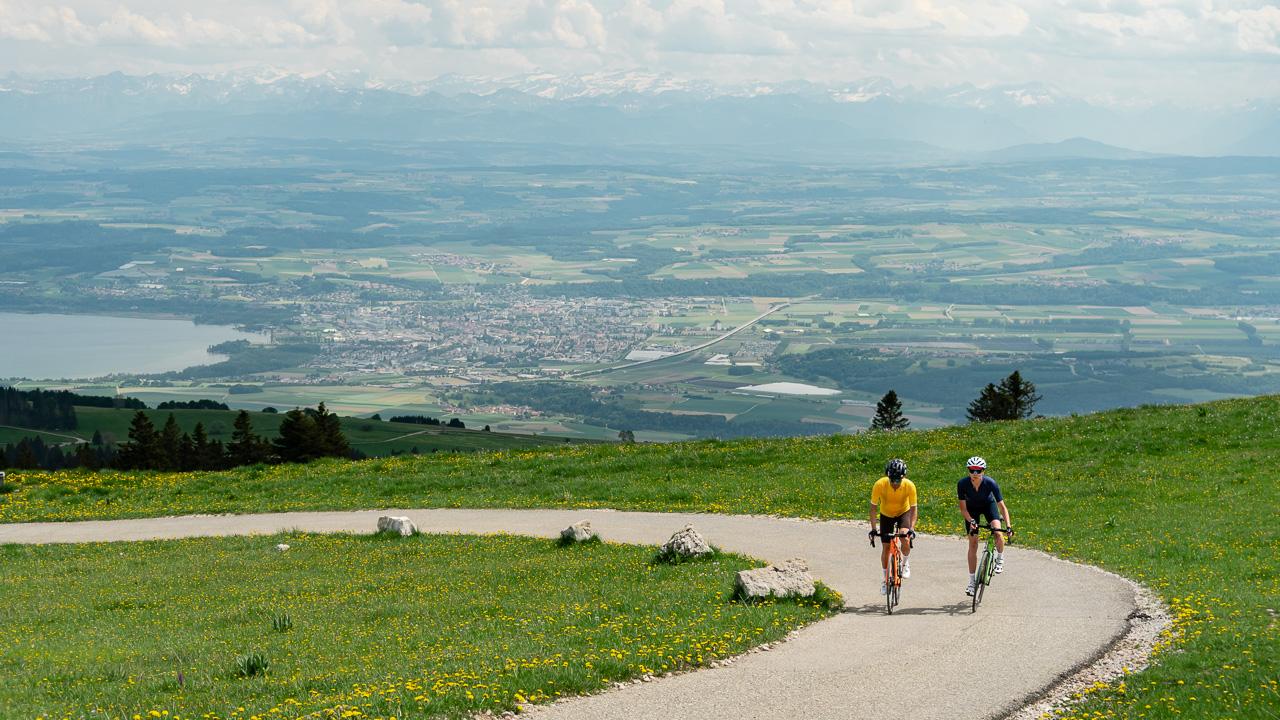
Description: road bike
xmin=869 ymin=528 xmax=914 ymax=614
xmin=970 ymin=523 xmax=1013 ymax=613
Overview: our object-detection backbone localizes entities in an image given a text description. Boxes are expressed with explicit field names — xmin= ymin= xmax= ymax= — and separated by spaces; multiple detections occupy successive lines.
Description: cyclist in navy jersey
xmin=957 ymin=456 xmax=1013 ymax=596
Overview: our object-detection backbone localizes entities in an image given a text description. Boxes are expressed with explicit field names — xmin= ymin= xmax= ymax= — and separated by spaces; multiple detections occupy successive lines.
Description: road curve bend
xmin=0 ymin=508 xmax=1135 ymax=720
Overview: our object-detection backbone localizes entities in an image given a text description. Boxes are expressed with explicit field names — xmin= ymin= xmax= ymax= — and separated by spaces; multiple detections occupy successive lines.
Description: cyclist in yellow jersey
xmin=869 ymin=458 xmax=918 ymax=595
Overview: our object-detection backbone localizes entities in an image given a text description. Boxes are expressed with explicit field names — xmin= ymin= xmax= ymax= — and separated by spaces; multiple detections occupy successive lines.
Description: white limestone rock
xmin=735 ymin=558 xmax=816 ymax=600
xmin=377 ymin=515 xmax=417 ymax=536
xmin=560 ymin=520 xmax=597 ymax=543
xmin=661 ymin=525 xmax=713 ymax=559
xmin=275 ymin=543 xmax=290 ymax=552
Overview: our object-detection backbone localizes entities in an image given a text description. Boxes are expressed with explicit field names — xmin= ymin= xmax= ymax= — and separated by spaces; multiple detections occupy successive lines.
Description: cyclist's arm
xmin=997 ymin=500 xmax=1011 ymax=528
xmin=868 ymin=502 xmax=879 ymax=531
xmin=958 ymin=500 xmax=974 ymax=525
xmin=904 ymin=504 xmax=917 ymax=531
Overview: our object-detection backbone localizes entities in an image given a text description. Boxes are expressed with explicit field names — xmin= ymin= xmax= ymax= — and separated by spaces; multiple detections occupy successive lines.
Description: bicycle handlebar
xmin=968 ymin=522 xmax=1014 ymax=540
xmin=868 ymin=529 xmax=916 ymax=547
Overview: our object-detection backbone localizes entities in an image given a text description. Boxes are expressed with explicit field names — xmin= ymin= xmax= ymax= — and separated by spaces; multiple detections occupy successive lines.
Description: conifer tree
xmin=74 ymin=442 xmax=100 ymax=470
xmin=116 ymin=411 xmax=161 ymax=470
xmin=178 ymin=432 xmax=197 ymax=471
xmin=273 ymin=408 xmax=322 ymax=463
xmin=14 ymin=438 xmax=39 ymax=469
xmin=966 ymin=383 xmax=1008 ymax=423
xmin=228 ymin=410 xmax=271 ymax=466
xmin=966 ymin=371 xmax=1042 ymax=422
xmin=998 ymin=371 xmax=1042 ymax=419
xmin=313 ymin=402 xmax=351 ymax=458
xmin=159 ymin=414 xmax=183 ymax=471
xmin=191 ymin=422 xmax=224 ymax=469
xmin=870 ymin=390 xmax=910 ymax=431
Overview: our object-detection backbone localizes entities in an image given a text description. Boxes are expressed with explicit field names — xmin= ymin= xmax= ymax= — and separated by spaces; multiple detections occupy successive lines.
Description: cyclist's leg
xmin=989 ymin=502 xmax=1006 ymax=553
xmin=896 ymin=512 xmax=911 ymax=558
xmin=965 ymin=515 xmax=980 ymax=573
xmin=879 ymin=514 xmax=897 ymax=584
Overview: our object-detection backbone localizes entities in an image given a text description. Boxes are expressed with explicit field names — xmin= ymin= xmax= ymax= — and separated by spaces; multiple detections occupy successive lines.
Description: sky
xmin=1 ymin=0 xmax=1278 ymax=106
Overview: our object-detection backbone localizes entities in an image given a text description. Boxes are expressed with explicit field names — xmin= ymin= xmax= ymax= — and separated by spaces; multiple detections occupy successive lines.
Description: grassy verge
xmin=0 ymin=533 xmax=834 ymax=720
xmin=2 ymin=396 xmax=1278 ymax=718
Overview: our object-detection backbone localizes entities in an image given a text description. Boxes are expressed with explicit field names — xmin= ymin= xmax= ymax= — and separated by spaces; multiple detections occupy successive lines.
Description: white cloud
xmin=0 ymin=0 xmax=1276 ymax=103
xmin=1224 ymin=4 xmax=1280 ymax=55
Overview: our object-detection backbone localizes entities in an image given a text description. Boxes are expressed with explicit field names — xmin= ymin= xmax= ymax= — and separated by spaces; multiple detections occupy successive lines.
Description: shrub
xmin=235 ymin=652 xmax=269 ymax=678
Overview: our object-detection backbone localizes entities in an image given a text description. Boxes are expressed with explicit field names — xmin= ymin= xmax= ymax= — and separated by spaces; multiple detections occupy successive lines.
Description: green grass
xmin=3 ymin=396 xmax=1279 ymax=718
xmin=0 ymin=533 xmax=834 ymax=720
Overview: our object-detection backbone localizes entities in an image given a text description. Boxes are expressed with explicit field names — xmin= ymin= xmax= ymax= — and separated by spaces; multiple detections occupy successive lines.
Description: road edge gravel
xmin=1003 ymin=551 xmax=1172 ymax=720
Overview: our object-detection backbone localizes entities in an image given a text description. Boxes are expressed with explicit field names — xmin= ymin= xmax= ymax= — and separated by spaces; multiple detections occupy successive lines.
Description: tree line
xmin=2 ymin=404 xmax=354 ymax=472
xmin=869 ymin=371 xmax=1042 ymax=432
xmin=1 ymin=386 xmax=151 ymax=433
xmin=389 ymin=415 xmax=467 ymax=428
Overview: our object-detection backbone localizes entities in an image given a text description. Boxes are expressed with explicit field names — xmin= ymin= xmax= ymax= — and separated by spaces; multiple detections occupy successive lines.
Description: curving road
xmin=0 ymin=508 xmax=1135 ymax=720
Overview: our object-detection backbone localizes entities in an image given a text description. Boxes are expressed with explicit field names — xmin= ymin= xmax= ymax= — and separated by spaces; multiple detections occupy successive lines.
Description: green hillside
xmin=3 ymin=396 xmax=1278 ymax=719
xmin=0 ymin=405 xmax=585 ymax=457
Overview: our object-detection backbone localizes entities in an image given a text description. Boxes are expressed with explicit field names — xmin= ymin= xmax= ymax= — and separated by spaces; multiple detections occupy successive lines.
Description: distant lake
xmin=0 ymin=312 xmax=269 ymax=380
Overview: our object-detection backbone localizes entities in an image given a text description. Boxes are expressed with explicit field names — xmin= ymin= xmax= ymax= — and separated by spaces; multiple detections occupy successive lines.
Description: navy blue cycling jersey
xmin=957 ymin=475 xmax=1004 ymax=515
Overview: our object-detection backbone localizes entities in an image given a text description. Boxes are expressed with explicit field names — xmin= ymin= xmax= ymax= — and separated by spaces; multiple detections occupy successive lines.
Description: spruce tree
xmin=228 ymin=410 xmax=270 ymax=466
xmin=159 ymin=414 xmax=183 ymax=471
xmin=178 ymin=432 xmax=197 ymax=471
xmin=14 ymin=439 xmax=39 ymax=469
xmin=966 ymin=383 xmax=1009 ymax=423
xmin=74 ymin=442 xmax=99 ymax=470
xmin=313 ymin=402 xmax=351 ymax=459
xmin=870 ymin=390 xmax=910 ymax=431
xmin=966 ymin=371 xmax=1041 ymax=422
xmin=191 ymin=422 xmax=224 ymax=470
xmin=998 ymin=371 xmax=1042 ymax=419
xmin=116 ymin=411 xmax=162 ymax=470
xmin=273 ymin=408 xmax=322 ymax=463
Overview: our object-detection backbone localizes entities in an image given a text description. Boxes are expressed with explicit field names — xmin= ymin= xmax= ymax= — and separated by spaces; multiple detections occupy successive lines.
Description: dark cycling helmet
xmin=885 ymin=458 xmax=907 ymax=480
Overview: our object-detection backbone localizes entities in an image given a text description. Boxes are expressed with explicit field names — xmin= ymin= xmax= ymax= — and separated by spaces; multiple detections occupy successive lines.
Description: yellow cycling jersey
xmin=871 ymin=476 xmax=918 ymax=518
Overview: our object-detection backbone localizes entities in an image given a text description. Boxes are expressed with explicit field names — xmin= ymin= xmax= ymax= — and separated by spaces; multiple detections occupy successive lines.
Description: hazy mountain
xmin=0 ymin=71 xmax=1274 ymax=158
xmin=985 ymin=137 xmax=1160 ymax=162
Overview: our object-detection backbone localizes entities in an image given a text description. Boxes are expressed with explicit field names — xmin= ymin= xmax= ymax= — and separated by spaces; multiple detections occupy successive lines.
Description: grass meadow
xmin=1 ymin=533 xmax=835 ymax=720
xmin=4 ymin=396 xmax=1279 ymax=718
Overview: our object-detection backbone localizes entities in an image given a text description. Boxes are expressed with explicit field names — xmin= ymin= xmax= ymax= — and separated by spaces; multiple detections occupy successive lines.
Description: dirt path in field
xmin=0 ymin=508 xmax=1143 ymax=720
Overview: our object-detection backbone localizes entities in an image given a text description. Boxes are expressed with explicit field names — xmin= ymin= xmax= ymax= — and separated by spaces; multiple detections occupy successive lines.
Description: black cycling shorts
xmin=965 ymin=502 xmax=1003 ymax=534
xmin=879 ymin=512 xmax=910 ymax=539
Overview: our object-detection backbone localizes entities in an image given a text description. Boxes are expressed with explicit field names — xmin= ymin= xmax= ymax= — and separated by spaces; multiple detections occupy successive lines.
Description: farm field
xmin=0 ymin=532 xmax=834 ymax=720
xmin=2 ymin=396 xmax=1277 ymax=719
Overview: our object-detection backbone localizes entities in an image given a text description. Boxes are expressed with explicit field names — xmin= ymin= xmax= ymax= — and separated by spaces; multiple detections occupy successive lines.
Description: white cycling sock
xmin=997 ymin=552 xmax=1004 ymax=559
xmin=969 ymin=573 xmax=976 ymax=582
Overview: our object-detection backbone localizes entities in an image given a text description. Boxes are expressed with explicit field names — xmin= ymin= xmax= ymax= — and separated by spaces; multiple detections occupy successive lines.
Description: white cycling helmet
xmin=966 ymin=456 xmax=987 ymax=470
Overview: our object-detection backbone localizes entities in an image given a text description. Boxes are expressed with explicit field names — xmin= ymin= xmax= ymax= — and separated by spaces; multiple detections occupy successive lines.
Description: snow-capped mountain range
xmin=0 ymin=70 xmax=1275 ymax=158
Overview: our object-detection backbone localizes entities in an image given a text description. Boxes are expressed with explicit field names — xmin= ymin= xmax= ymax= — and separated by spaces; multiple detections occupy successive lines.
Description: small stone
xmin=377 ymin=516 xmax=417 ymax=536
xmin=660 ymin=525 xmax=713 ymax=559
xmin=560 ymin=520 xmax=597 ymax=543
xmin=275 ymin=543 xmax=290 ymax=552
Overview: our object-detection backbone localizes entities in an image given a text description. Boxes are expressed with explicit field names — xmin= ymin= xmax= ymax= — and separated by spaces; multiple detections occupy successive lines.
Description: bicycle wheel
xmin=886 ymin=553 xmax=898 ymax=614
xmin=972 ymin=552 xmax=988 ymax=613
xmin=891 ymin=575 xmax=901 ymax=609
